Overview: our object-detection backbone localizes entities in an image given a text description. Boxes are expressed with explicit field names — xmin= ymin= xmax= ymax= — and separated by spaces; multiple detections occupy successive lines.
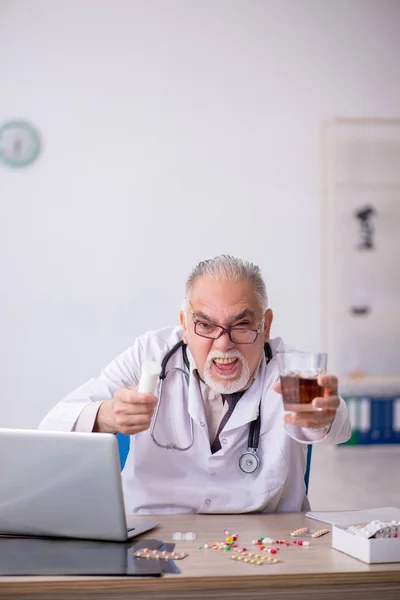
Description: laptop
xmin=0 ymin=428 xmax=159 ymax=541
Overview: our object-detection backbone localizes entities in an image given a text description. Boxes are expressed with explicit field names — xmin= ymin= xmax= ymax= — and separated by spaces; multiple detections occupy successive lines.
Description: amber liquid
xmin=280 ymin=375 xmax=323 ymax=410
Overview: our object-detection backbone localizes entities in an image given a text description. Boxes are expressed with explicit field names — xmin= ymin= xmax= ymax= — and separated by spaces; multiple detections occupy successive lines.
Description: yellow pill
xmin=250 ymin=559 xmax=256 ymax=564
xmin=237 ymin=557 xmax=243 ymax=561
xmin=249 ymin=552 xmax=255 ymax=557
xmin=256 ymin=560 xmax=264 ymax=565
xmin=244 ymin=558 xmax=250 ymax=563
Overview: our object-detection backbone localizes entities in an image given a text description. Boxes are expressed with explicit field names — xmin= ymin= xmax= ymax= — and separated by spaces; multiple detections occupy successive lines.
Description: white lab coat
xmin=39 ymin=326 xmax=351 ymax=514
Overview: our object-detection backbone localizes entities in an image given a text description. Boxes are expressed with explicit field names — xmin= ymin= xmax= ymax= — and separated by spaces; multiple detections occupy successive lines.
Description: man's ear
xmin=180 ymin=311 xmax=189 ymax=344
xmin=263 ymin=309 xmax=273 ymax=341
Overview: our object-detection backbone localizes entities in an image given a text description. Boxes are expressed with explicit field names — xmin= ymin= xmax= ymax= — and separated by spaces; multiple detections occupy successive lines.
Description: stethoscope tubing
xmin=150 ymin=340 xmax=272 ymax=473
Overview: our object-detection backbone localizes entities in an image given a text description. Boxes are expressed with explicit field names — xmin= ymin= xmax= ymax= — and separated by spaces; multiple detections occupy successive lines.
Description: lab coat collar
xmin=183 ymin=347 xmax=206 ymax=428
xmin=185 ymin=338 xmax=284 ymax=430
xmin=222 ymin=359 xmax=267 ymax=431
xmin=225 ymin=337 xmax=285 ymax=431
xmin=185 ymin=344 xmax=275 ymax=432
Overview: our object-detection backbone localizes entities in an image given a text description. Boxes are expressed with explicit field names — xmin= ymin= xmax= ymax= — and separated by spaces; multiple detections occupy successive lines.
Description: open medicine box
xmin=332 ymin=524 xmax=400 ymax=564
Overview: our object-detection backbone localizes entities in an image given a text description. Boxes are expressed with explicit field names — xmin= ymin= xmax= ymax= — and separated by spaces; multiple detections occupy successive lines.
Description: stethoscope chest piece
xmin=239 ymin=450 xmax=261 ymax=474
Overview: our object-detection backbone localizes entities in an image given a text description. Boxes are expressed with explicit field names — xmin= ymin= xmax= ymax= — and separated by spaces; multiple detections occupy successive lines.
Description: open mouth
xmin=212 ymin=357 xmax=239 ymax=376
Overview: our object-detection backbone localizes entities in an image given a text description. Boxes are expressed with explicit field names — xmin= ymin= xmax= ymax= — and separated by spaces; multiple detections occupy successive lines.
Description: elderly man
xmin=40 ymin=255 xmax=351 ymax=514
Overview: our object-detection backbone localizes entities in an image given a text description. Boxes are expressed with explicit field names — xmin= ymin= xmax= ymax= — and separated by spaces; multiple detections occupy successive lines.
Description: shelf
xmin=334 ymin=182 xmax=400 ymax=190
xmin=340 ymin=376 xmax=400 ymax=396
xmin=330 ymin=118 xmax=400 ymax=126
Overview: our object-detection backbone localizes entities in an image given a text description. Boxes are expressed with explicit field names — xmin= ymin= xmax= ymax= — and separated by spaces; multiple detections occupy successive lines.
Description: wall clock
xmin=0 ymin=120 xmax=41 ymax=168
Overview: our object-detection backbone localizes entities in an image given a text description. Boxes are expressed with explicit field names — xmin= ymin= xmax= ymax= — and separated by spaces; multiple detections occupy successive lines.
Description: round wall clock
xmin=0 ymin=120 xmax=41 ymax=167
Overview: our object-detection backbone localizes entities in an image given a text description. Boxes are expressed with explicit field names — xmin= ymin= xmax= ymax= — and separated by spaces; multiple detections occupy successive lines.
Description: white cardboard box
xmin=332 ymin=524 xmax=400 ymax=564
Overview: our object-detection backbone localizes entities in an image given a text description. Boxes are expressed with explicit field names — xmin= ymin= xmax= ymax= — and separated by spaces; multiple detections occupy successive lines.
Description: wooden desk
xmin=1 ymin=513 xmax=400 ymax=600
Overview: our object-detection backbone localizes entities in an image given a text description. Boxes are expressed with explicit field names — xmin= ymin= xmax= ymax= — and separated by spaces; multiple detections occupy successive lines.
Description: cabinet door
xmin=323 ymin=119 xmax=400 ymax=377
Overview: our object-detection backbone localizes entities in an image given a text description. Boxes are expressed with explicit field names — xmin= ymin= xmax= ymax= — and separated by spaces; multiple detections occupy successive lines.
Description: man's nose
xmin=213 ymin=330 xmax=235 ymax=352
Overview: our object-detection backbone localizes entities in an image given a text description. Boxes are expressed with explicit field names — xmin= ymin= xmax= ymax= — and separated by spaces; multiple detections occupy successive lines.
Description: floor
xmin=308 ymin=444 xmax=400 ymax=510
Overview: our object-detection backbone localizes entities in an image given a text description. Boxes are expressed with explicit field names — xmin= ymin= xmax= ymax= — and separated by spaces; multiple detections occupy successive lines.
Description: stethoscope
xmin=150 ymin=340 xmax=273 ymax=474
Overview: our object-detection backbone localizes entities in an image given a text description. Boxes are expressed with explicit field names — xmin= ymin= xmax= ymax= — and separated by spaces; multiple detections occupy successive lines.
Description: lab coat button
xmin=210 ymin=472 xmax=216 ymax=476
xmin=222 ymin=438 xmax=227 ymax=444
xmin=205 ymin=499 xmax=211 ymax=505
xmin=200 ymin=422 xmax=205 ymax=427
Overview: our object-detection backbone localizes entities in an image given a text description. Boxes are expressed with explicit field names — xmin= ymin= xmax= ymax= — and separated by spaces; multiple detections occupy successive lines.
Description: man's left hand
xmin=273 ymin=374 xmax=340 ymax=429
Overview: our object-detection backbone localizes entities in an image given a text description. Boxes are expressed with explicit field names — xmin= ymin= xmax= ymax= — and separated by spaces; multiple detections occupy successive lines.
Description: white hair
xmin=182 ymin=255 xmax=268 ymax=312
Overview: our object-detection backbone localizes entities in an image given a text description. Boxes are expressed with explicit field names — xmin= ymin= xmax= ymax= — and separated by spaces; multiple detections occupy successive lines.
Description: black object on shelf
xmin=355 ymin=204 xmax=377 ymax=250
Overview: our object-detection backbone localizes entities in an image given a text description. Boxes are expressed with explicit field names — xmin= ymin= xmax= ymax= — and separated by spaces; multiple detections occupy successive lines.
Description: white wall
xmin=1 ymin=0 xmax=399 ymax=428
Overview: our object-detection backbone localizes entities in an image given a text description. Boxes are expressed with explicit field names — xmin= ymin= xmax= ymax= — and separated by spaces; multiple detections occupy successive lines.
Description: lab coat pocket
xmin=255 ymin=428 xmax=289 ymax=495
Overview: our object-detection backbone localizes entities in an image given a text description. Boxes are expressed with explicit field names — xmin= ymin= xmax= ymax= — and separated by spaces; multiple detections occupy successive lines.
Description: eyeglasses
xmin=192 ymin=314 xmax=264 ymax=345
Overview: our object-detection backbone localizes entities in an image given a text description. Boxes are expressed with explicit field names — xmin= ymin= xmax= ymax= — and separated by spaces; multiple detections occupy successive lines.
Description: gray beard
xmin=202 ymin=352 xmax=251 ymax=394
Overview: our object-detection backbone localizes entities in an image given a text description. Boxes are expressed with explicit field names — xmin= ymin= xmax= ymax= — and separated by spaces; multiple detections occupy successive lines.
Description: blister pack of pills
xmin=347 ymin=520 xmax=399 ymax=539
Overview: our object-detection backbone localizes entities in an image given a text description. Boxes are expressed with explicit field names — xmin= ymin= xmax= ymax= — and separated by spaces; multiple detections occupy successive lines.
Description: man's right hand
xmin=93 ymin=386 xmax=158 ymax=435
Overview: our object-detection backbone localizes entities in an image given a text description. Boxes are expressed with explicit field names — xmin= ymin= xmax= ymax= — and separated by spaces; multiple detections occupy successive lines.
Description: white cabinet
xmin=322 ymin=118 xmax=400 ymax=378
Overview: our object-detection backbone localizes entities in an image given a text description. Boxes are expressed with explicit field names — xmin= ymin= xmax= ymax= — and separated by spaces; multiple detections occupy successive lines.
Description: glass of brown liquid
xmin=276 ymin=351 xmax=327 ymax=412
